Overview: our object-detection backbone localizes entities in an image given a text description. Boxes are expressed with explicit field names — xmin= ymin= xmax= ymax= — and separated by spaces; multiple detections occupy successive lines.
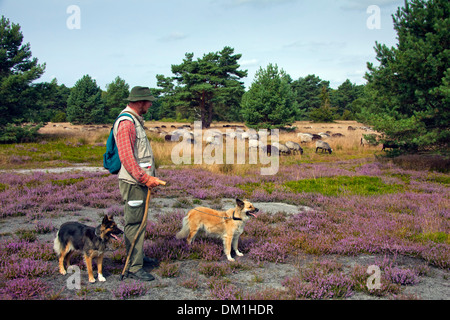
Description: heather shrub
xmin=189 ymin=239 xmax=223 ymax=261
xmin=106 ymin=205 xmax=124 ymax=217
xmin=350 ymin=265 xmax=402 ymax=297
xmin=420 ymin=243 xmax=450 ymax=269
xmin=111 ymin=280 xmax=148 ymax=299
xmin=382 ymin=154 xmax=450 ymax=173
xmin=244 ymin=219 xmax=277 ymax=240
xmin=283 ymin=258 xmax=354 ymax=299
xmin=283 ymin=274 xmax=354 ymax=300
xmin=249 ymin=241 xmax=289 ymax=263
xmin=16 ymin=241 xmax=56 ymax=261
xmin=199 ymin=262 xmax=232 ymax=277
xmin=158 ymin=261 xmax=181 ymax=278
xmin=385 ymin=267 xmax=419 ymax=286
xmin=35 ymin=220 xmax=55 ymax=234
xmin=1 ymin=257 xmax=54 ymax=279
xmin=111 ymin=247 xmax=128 ymax=264
xmin=15 ymin=228 xmax=37 ymax=242
xmin=208 ymin=277 xmax=243 ymax=300
xmin=145 ymin=211 xmax=184 ymax=240
xmin=0 ymin=278 xmax=49 ymax=300
xmin=143 ymin=238 xmax=190 ymax=262
xmin=0 ymin=171 xmax=120 ymax=218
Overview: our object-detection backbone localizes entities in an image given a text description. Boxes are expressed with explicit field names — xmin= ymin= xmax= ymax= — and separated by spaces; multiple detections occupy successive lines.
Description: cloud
xmin=240 ymin=59 xmax=260 ymax=67
xmin=158 ymin=32 xmax=188 ymax=42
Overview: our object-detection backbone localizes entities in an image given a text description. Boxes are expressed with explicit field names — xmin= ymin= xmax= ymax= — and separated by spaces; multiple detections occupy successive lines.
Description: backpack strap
xmin=115 ymin=112 xmax=135 ymax=125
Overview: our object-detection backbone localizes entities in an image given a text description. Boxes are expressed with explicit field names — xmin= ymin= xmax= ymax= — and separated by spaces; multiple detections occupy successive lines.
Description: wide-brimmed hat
xmin=124 ymin=86 xmax=157 ymax=102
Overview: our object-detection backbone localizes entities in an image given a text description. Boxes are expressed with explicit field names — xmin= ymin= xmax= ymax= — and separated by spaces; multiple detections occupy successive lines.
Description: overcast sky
xmin=0 ymin=0 xmax=404 ymax=90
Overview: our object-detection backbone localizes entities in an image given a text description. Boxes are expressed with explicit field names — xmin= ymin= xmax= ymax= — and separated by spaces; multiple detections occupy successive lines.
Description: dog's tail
xmin=176 ymin=216 xmax=190 ymax=239
xmin=53 ymin=231 xmax=62 ymax=256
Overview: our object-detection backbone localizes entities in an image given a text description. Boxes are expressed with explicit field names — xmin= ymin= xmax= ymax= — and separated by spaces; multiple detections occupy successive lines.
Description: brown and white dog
xmin=53 ymin=215 xmax=123 ymax=283
xmin=176 ymin=198 xmax=259 ymax=261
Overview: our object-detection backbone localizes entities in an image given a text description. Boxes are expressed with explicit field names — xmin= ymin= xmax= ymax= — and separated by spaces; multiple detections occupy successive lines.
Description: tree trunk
xmin=205 ymin=102 xmax=213 ymax=128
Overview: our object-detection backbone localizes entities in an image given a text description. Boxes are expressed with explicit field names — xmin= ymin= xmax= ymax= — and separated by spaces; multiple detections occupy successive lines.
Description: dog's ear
xmin=236 ymin=198 xmax=244 ymax=208
xmin=102 ymin=214 xmax=111 ymax=224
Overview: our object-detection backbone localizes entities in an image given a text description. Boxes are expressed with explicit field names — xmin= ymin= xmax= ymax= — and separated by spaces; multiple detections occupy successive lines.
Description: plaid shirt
xmin=116 ymin=119 xmax=152 ymax=185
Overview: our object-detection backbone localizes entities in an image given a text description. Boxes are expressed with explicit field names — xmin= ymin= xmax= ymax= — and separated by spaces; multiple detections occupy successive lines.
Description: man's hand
xmin=145 ymin=177 xmax=166 ymax=189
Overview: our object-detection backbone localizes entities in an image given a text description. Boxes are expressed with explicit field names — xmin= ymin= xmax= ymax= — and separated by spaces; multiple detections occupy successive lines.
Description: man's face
xmin=138 ymin=101 xmax=152 ymax=115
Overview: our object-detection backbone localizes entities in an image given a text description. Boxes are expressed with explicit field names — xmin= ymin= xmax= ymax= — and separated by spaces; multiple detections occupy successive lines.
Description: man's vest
xmin=113 ymin=106 xmax=156 ymax=185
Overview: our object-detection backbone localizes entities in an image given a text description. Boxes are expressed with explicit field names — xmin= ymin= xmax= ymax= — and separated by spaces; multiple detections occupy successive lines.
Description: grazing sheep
xmin=298 ymin=133 xmax=313 ymax=143
xmin=206 ymin=136 xmax=222 ymax=145
xmin=272 ymin=142 xmax=291 ymax=155
xmin=332 ymin=133 xmax=345 ymax=138
xmin=248 ymin=139 xmax=261 ymax=149
xmin=147 ymin=127 xmax=159 ymax=133
xmin=360 ymin=137 xmax=368 ymax=146
xmin=172 ymin=129 xmax=194 ymax=141
xmin=165 ymin=134 xmax=183 ymax=142
xmin=225 ymin=131 xmax=236 ymax=139
xmin=285 ymin=141 xmax=303 ymax=155
xmin=261 ymin=144 xmax=278 ymax=156
xmin=315 ymin=140 xmax=332 ymax=154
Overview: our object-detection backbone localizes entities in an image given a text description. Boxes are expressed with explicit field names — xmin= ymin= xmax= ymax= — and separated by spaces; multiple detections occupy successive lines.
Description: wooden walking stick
xmin=120 ymin=178 xmax=166 ymax=281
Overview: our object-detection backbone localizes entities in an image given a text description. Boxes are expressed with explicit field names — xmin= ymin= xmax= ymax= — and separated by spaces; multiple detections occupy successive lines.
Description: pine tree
xmin=0 ymin=16 xmax=46 ymax=142
xmin=66 ymin=75 xmax=105 ymax=124
xmin=241 ymin=63 xmax=298 ymax=129
xmin=291 ymin=74 xmax=330 ymax=120
xmin=363 ymin=0 xmax=449 ymax=151
xmin=309 ymin=86 xmax=336 ymax=123
xmin=332 ymin=79 xmax=364 ymax=119
xmin=157 ymin=46 xmax=247 ymax=128
xmin=103 ymin=76 xmax=129 ymax=121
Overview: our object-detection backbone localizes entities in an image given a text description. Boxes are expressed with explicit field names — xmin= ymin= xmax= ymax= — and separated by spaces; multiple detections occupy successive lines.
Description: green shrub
xmin=0 ymin=124 xmax=42 ymax=144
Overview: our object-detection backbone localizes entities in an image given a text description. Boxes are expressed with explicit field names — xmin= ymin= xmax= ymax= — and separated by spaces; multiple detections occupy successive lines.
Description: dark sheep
xmin=315 ymin=140 xmax=333 ymax=154
xmin=262 ymin=145 xmax=279 ymax=156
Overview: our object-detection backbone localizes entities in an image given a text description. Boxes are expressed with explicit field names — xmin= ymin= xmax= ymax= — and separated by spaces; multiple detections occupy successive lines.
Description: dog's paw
xmin=88 ymin=278 xmax=96 ymax=283
xmin=59 ymin=269 xmax=67 ymax=275
xmin=98 ymin=274 xmax=106 ymax=282
xmin=236 ymin=251 xmax=244 ymax=257
xmin=227 ymin=256 xmax=235 ymax=262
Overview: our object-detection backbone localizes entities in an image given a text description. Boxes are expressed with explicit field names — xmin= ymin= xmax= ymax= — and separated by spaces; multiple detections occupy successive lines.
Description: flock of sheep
xmin=146 ymin=122 xmax=399 ymax=154
xmin=148 ymin=124 xmax=340 ymax=156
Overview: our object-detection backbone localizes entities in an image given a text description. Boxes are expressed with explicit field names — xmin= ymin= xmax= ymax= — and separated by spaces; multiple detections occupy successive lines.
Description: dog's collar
xmin=231 ymin=209 xmax=242 ymax=221
xmin=95 ymin=226 xmax=106 ymax=240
